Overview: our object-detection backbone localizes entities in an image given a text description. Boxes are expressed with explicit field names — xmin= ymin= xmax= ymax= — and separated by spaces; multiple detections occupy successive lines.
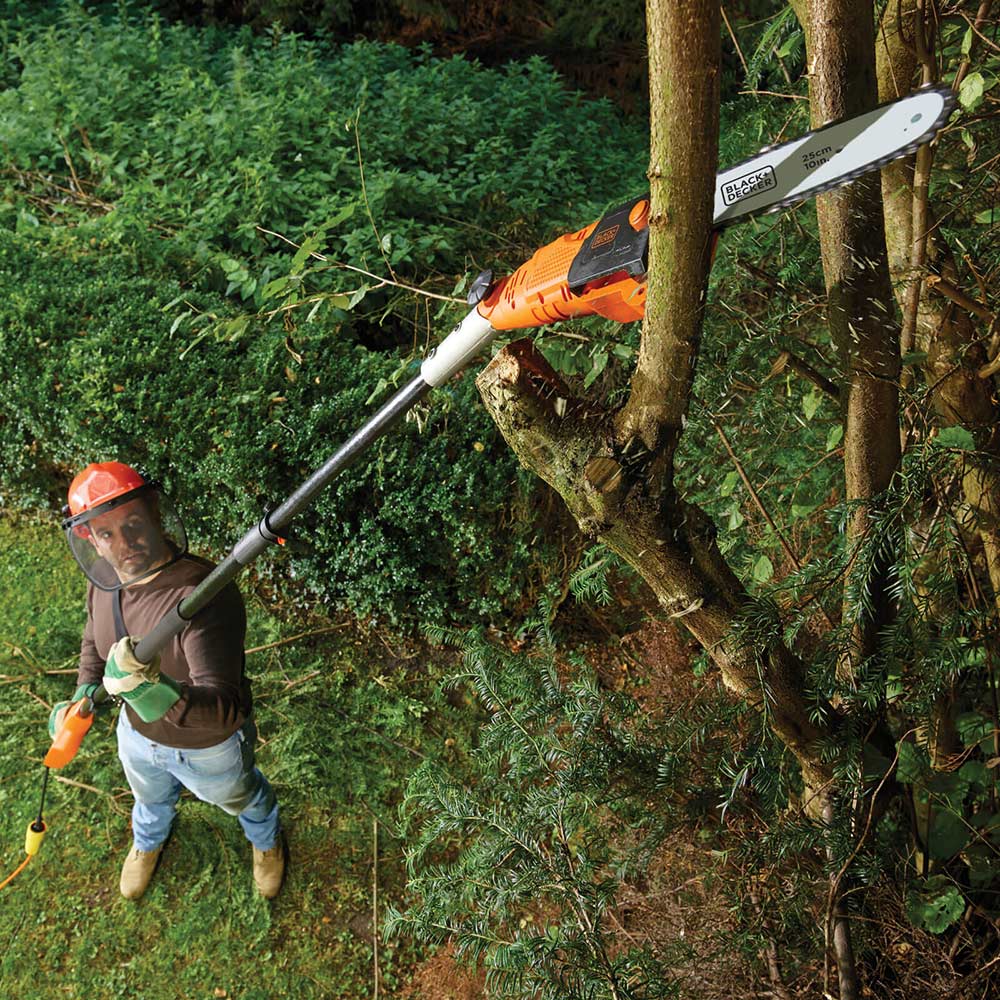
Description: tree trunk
xmin=615 ymin=0 xmax=720 ymax=475
xmin=806 ymin=0 xmax=901 ymax=686
xmin=876 ymin=2 xmax=1000 ymax=614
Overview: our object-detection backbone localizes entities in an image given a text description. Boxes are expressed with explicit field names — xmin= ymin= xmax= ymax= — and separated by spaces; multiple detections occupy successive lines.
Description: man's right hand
xmin=48 ymin=684 xmax=100 ymax=738
xmin=48 ymin=701 xmax=72 ymax=738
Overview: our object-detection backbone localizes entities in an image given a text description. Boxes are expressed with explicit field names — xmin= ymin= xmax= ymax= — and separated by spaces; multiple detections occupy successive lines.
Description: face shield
xmin=63 ymin=484 xmax=188 ymax=591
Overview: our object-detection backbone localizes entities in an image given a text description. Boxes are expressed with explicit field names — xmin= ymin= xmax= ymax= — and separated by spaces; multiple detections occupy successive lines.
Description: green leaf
xmin=958 ymin=72 xmax=985 ymax=110
xmin=776 ymin=30 xmax=801 ymax=60
xmin=906 ymin=876 xmax=965 ymax=933
xmin=261 ymin=276 xmax=292 ymax=301
xmin=802 ymin=387 xmax=822 ymax=421
xmin=728 ymin=508 xmax=744 ymax=530
xmin=975 ymin=208 xmax=997 ymax=225
xmin=752 ymin=554 xmax=774 ymax=583
xmin=956 ymin=711 xmax=993 ymax=748
xmin=321 ymin=203 xmax=356 ymax=230
xmin=719 ymin=470 xmax=741 ymax=497
xmin=935 ymin=426 xmax=975 ymax=450
xmin=928 ymin=811 xmax=969 ymax=860
xmin=896 ymin=741 xmax=927 ymax=784
xmin=791 ymin=503 xmax=817 ymax=519
xmin=825 ymin=424 xmax=843 ymax=452
xmin=291 ymin=233 xmax=323 ymax=275
xmin=964 ymin=845 xmax=1000 ymax=887
xmin=961 ymin=26 xmax=973 ymax=56
xmin=583 ymin=349 xmax=609 ymax=389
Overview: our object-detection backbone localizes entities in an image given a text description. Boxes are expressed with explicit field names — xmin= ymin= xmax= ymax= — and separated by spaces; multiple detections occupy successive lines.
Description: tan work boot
xmin=120 ymin=844 xmax=163 ymax=900
xmin=252 ymin=842 xmax=285 ymax=898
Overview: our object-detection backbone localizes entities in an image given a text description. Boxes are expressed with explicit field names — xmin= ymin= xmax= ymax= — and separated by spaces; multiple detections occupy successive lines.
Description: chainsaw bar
xmin=713 ymin=84 xmax=956 ymax=228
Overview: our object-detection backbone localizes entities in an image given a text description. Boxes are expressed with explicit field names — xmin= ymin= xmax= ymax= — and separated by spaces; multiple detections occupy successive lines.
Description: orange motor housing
xmin=44 ymin=699 xmax=95 ymax=769
xmin=478 ymin=196 xmax=651 ymax=330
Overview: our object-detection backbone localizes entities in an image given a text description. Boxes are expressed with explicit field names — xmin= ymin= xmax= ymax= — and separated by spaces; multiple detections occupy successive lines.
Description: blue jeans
xmin=116 ymin=710 xmax=279 ymax=853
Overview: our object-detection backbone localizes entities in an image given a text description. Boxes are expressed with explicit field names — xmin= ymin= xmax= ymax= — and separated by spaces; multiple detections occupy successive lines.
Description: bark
xmin=806 ymin=0 xmax=902 ymax=686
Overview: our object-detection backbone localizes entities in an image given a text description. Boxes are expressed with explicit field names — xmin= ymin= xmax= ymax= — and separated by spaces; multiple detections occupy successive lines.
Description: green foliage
xmin=905 ymin=875 xmax=966 ymax=934
xmin=0 ymin=230 xmax=535 ymax=624
xmin=0 ymin=5 xmax=647 ymax=284
xmin=0 ymin=3 xmax=653 ymax=626
xmin=389 ymin=618 xmax=752 ymax=997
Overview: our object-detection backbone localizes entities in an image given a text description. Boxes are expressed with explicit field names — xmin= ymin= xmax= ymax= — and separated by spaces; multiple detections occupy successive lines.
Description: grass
xmin=0 ymin=510 xmax=450 ymax=999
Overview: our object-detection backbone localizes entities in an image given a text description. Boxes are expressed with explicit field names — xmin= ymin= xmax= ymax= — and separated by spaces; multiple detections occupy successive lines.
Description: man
xmin=49 ymin=461 xmax=285 ymax=900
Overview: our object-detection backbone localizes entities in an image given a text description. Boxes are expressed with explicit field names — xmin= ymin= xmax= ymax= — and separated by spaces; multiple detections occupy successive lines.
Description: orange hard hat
xmin=66 ymin=462 xmax=147 ymax=517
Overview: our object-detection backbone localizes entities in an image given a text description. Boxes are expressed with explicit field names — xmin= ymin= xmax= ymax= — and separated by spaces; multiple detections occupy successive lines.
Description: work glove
xmin=48 ymin=683 xmax=101 ymax=738
xmin=103 ymin=637 xmax=182 ymax=723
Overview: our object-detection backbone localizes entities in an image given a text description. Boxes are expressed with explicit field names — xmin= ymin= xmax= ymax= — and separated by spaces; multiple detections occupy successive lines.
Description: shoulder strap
xmin=112 ymin=589 xmax=128 ymax=642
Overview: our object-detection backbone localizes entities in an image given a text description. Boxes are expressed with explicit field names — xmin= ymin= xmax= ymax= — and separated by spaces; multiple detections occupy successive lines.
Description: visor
xmin=62 ymin=484 xmax=188 ymax=590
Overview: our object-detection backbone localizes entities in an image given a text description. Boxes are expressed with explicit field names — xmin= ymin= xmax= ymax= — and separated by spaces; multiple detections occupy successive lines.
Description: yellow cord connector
xmin=25 ymin=820 xmax=46 ymax=857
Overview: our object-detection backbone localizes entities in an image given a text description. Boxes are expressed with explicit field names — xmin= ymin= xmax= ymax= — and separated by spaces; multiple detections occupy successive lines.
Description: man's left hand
xmin=103 ymin=637 xmax=161 ymax=696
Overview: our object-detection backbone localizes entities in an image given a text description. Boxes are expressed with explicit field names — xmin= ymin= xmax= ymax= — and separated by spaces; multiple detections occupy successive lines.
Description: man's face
xmin=86 ymin=498 xmax=171 ymax=582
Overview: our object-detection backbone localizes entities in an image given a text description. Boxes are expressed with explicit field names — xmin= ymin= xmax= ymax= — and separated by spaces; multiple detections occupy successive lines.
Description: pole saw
xmin=30 ymin=86 xmax=953 ymax=838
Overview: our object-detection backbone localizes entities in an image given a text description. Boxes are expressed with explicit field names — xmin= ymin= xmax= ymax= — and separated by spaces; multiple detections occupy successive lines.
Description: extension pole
xmin=124 ymin=305 xmax=497 ymax=669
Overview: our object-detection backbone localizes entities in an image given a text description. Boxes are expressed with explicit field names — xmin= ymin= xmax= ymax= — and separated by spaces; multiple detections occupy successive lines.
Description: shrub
xmin=0 ymin=231 xmax=536 ymax=625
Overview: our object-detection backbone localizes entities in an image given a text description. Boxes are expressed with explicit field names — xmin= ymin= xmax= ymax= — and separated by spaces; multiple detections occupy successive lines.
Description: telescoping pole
xmin=126 ymin=305 xmax=497 ymax=667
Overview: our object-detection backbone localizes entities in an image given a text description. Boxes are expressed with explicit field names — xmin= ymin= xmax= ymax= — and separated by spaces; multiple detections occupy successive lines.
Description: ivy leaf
xmin=905 ymin=876 xmax=965 ymax=934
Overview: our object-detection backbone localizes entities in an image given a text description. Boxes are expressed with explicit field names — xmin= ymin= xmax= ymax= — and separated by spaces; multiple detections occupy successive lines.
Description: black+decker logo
xmin=721 ymin=165 xmax=777 ymax=206
xmin=591 ymin=224 xmax=619 ymax=249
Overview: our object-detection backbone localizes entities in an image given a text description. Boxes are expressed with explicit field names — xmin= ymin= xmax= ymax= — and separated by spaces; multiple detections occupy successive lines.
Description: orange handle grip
xmin=43 ymin=699 xmax=94 ymax=769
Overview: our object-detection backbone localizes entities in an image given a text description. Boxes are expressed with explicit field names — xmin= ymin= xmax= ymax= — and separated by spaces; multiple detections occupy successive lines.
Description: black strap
xmin=112 ymin=589 xmax=128 ymax=642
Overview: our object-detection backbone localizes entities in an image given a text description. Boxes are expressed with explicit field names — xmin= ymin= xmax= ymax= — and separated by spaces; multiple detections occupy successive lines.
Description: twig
xmin=925 ymin=275 xmax=995 ymax=322
xmin=373 ymin=817 xmax=380 ymax=1000
xmin=899 ymin=0 xmax=939 ymax=402
xmin=749 ymin=885 xmax=793 ymax=1000
xmin=244 ymin=623 xmax=350 ymax=655
xmin=768 ymin=350 xmax=840 ymax=400
xmin=956 ymin=4 xmax=1000 ymax=77
xmin=51 ymin=775 xmax=130 ymax=815
xmin=351 ymin=111 xmax=396 ymax=284
xmin=60 ymin=137 xmax=83 ymax=194
xmin=254 ymin=226 xmax=465 ymax=305
xmin=737 ymin=89 xmax=809 ymax=101
xmin=721 ymin=4 xmax=749 ymax=76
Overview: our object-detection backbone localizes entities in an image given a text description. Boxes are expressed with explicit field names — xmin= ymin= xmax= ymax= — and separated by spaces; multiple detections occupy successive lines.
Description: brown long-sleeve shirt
xmin=77 ymin=555 xmax=252 ymax=749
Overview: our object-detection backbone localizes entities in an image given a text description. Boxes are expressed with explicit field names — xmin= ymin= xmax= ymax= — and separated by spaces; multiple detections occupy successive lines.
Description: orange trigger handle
xmin=43 ymin=699 xmax=95 ymax=769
